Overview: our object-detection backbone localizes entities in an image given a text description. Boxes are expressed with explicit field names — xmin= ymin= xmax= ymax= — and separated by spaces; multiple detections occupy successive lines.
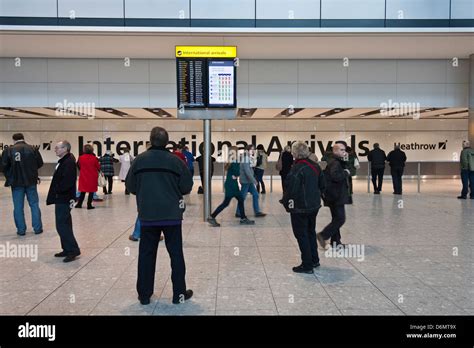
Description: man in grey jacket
xmin=236 ymin=145 xmax=266 ymax=218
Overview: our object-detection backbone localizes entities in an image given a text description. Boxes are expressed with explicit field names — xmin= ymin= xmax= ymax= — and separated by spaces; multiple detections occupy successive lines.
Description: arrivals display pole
xmin=203 ymin=119 xmax=211 ymax=221
xmin=175 ymin=46 xmax=237 ymax=221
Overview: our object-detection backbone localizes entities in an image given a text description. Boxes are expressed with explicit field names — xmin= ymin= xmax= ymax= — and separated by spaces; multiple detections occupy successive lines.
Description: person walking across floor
xmin=46 ymin=141 xmax=81 ymax=263
xmin=126 ymin=127 xmax=193 ymax=305
xmin=367 ymin=143 xmax=387 ymax=194
xmin=75 ymin=144 xmax=100 ymax=209
xmin=317 ymin=143 xmax=350 ymax=249
xmin=236 ymin=145 xmax=266 ymax=218
xmin=387 ymin=144 xmax=407 ymax=195
xmin=282 ymin=142 xmax=325 ymax=274
xmin=99 ymin=150 xmax=118 ymax=195
xmin=119 ymin=147 xmax=134 ymax=195
xmin=207 ymin=146 xmax=255 ymax=227
xmin=254 ymin=144 xmax=268 ymax=194
xmin=1 ymin=133 xmax=43 ymax=235
xmin=458 ymin=140 xmax=474 ymax=199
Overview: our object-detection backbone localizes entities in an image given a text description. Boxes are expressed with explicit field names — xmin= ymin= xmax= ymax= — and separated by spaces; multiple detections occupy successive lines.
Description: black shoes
xmin=292 ymin=265 xmax=314 ymax=274
xmin=207 ymin=217 xmax=220 ymax=227
xmin=313 ymin=262 xmax=320 ymax=268
xmin=129 ymin=235 xmax=139 ymax=242
xmin=240 ymin=218 xmax=255 ymax=225
xmin=255 ymin=212 xmax=267 ymax=217
xmin=138 ymin=296 xmax=150 ymax=305
xmin=457 ymin=196 xmax=466 ymax=199
xmin=34 ymin=230 xmax=43 ymax=235
xmin=63 ymin=252 xmax=80 ymax=263
xmin=374 ymin=191 xmax=380 ymax=195
xmin=87 ymin=206 xmax=95 ymax=210
xmin=172 ymin=289 xmax=193 ymax=304
xmin=54 ymin=251 xmax=67 ymax=257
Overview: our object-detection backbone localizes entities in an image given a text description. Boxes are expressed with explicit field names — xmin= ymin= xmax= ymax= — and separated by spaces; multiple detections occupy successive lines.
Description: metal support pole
xmin=203 ymin=119 xmax=211 ymax=221
xmin=270 ymin=173 xmax=273 ymax=193
xmin=367 ymin=161 xmax=371 ymax=193
xmin=417 ymin=162 xmax=421 ymax=193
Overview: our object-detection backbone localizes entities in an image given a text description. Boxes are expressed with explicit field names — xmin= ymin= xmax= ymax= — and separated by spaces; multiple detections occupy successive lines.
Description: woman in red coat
xmin=75 ymin=144 xmax=100 ymax=209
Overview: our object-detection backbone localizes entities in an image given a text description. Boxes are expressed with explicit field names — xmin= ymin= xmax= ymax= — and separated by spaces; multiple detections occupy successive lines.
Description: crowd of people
xmin=1 ymin=129 xmax=474 ymax=303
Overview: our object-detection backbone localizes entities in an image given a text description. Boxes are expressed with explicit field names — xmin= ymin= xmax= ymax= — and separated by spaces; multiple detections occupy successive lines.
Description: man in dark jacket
xmin=283 ymin=142 xmax=325 ymax=274
xmin=126 ymin=127 xmax=194 ymax=306
xmin=317 ymin=143 xmax=350 ymax=249
xmin=46 ymin=141 xmax=81 ymax=263
xmin=1 ymin=133 xmax=44 ymax=235
xmin=387 ymin=145 xmax=407 ymax=195
xmin=367 ymin=143 xmax=387 ymax=194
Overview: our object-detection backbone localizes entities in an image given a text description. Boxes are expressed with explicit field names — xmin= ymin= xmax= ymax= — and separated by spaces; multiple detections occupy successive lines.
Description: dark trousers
xmin=320 ymin=204 xmax=346 ymax=245
xmin=55 ymin=203 xmax=80 ymax=255
xmin=103 ymin=175 xmax=113 ymax=194
xmin=290 ymin=211 xmax=319 ymax=269
xmin=371 ymin=167 xmax=385 ymax=192
xmin=391 ymin=167 xmax=404 ymax=194
xmin=76 ymin=192 xmax=94 ymax=208
xmin=211 ymin=194 xmax=247 ymax=219
xmin=137 ymin=224 xmax=186 ymax=301
xmin=254 ymin=168 xmax=266 ymax=193
xmin=461 ymin=169 xmax=474 ymax=198
xmin=199 ymin=172 xmax=213 ymax=192
xmin=347 ymin=176 xmax=353 ymax=204
xmin=121 ymin=180 xmax=129 ymax=194
xmin=281 ymin=173 xmax=288 ymax=194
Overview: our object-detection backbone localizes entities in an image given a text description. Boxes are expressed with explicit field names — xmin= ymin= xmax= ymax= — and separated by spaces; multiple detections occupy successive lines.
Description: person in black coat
xmin=282 ymin=142 xmax=325 ymax=274
xmin=387 ymin=145 xmax=407 ymax=195
xmin=367 ymin=143 xmax=387 ymax=194
xmin=126 ymin=127 xmax=194 ymax=306
xmin=46 ymin=141 xmax=81 ymax=263
xmin=317 ymin=143 xmax=350 ymax=249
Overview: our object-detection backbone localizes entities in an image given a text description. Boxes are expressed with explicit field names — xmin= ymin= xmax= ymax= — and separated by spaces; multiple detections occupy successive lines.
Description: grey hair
xmin=292 ymin=141 xmax=311 ymax=160
xmin=59 ymin=140 xmax=71 ymax=152
xmin=463 ymin=140 xmax=470 ymax=148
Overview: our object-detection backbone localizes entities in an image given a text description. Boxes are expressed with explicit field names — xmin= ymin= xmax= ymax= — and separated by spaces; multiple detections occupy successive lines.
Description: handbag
xmin=98 ymin=171 xmax=107 ymax=187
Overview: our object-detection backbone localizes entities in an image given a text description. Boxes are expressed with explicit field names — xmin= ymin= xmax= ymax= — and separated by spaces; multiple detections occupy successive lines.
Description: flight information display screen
xmin=176 ymin=58 xmax=236 ymax=109
xmin=208 ymin=60 xmax=236 ymax=107
xmin=177 ymin=58 xmax=207 ymax=108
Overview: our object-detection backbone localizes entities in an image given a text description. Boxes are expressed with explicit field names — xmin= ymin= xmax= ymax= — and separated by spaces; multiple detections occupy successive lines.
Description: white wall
xmin=0 ymin=58 xmax=469 ymax=108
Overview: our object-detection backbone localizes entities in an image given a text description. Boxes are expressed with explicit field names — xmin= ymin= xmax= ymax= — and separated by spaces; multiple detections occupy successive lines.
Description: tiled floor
xmin=0 ymin=178 xmax=473 ymax=316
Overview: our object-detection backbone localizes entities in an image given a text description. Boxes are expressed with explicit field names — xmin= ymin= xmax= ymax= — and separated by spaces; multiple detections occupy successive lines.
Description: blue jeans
xmin=236 ymin=183 xmax=260 ymax=216
xmin=132 ymin=217 xmax=141 ymax=239
xmin=11 ymin=185 xmax=43 ymax=234
xmin=460 ymin=169 xmax=474 ymax=198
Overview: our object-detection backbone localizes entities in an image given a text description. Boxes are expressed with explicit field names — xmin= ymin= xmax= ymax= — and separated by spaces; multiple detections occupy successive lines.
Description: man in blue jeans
xmin=2 ymin=133 xmax=44 ymax=235
xmin=236 ymin=145 xmax=266 ymax=218
xmin=458 ymin=140 xmax=474 ymax=199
